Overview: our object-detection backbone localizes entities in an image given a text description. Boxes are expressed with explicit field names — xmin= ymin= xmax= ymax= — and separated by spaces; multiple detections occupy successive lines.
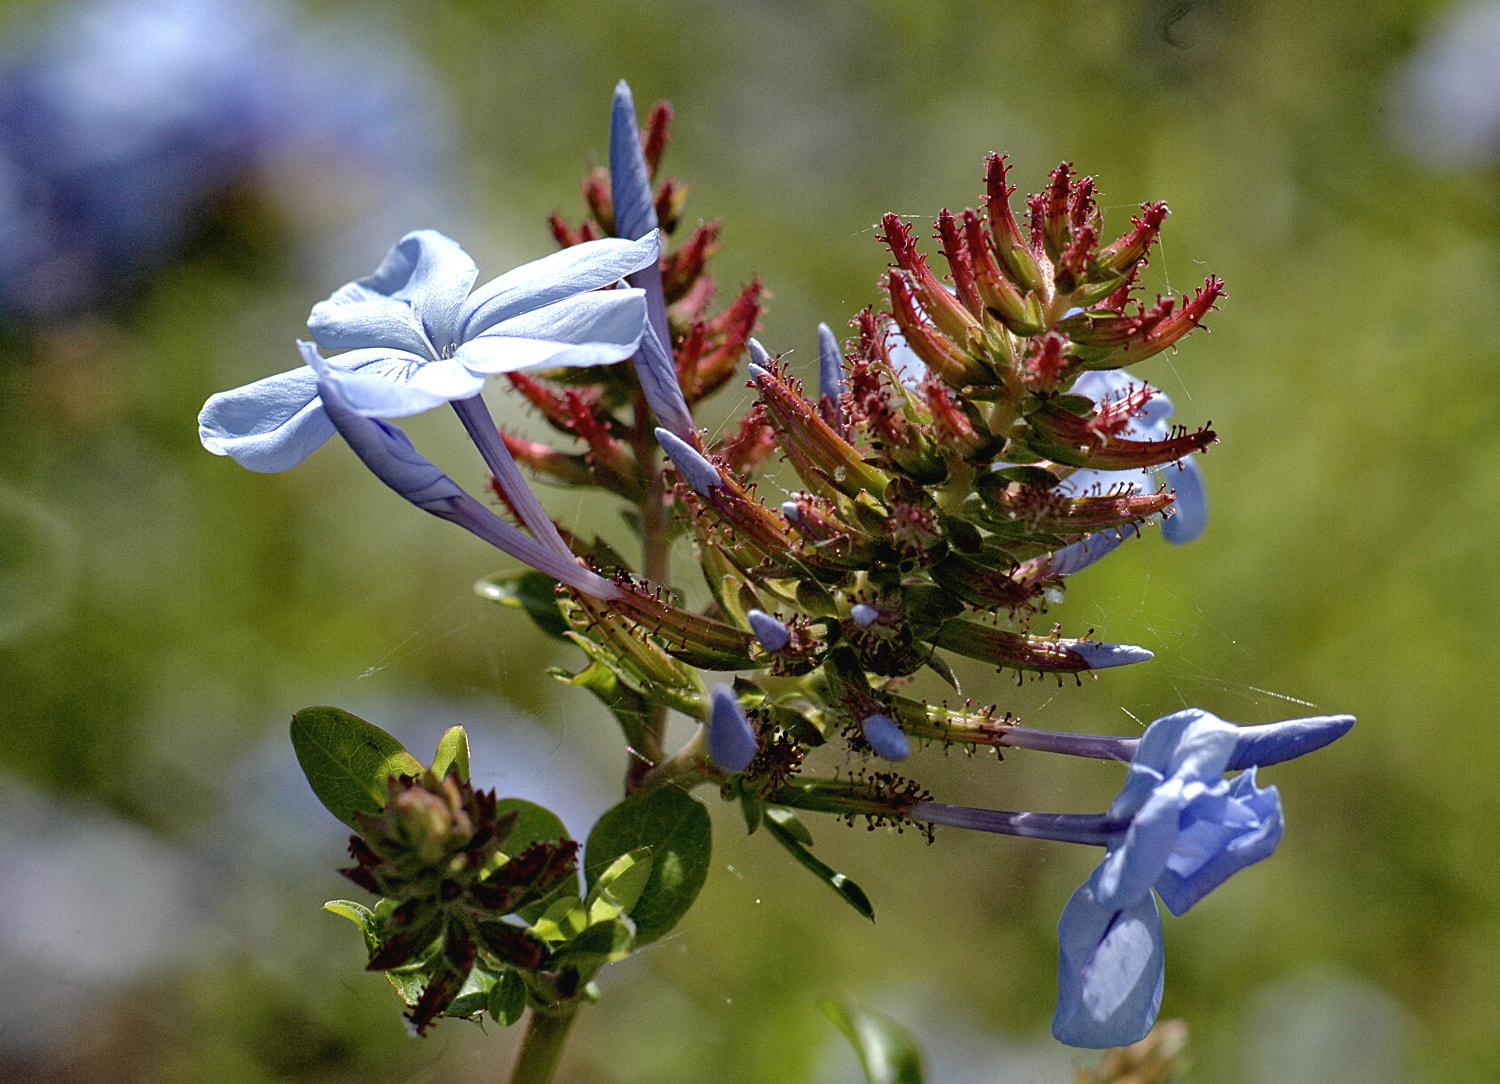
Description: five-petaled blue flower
xmin=1052 ymin=708 xmax=1283 ymax=1047
xmin=199 ymin=228 xmax=659 ymax=472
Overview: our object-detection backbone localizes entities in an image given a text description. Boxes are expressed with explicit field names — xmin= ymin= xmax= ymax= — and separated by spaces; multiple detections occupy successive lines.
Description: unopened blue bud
xmin=654 ymin=427 xmax=723 ymax=496
xmin=862 ymin=713 xmax=911 ymax=761
xmin=747 ymin=609 xmax=791 ymax=652
xmin=850 ymin=603 xmax=879 ymax=628
xmin=1066 ymin=642 xmax=1154 ymax=669
xmin=707 ymin=686 xmax=759 ymax=773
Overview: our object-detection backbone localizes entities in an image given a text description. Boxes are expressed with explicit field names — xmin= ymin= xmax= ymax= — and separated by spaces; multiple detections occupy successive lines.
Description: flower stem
xmin=507 ymin=1002 xmax=580 ymax=1084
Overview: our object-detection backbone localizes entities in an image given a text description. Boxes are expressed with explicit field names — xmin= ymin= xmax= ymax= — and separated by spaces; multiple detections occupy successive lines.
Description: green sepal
xmin=431 ymin=725 xmax=470 ymax=783
xmin=551 ymin=657 xmax=659 ymax=758
xmin=764 ymin=805 xmax=815 ymax=846
xmin=475 ymin=570 xmax=571 ymax=640
xmin=739 ymin=792 xmax=763 ymax=835
xmin=323 ymin=900 xmax=379 ymax=955
xmin=585 ymin=786 xmax=712 ymax=944
xmin=290 ymin=706 xmax=423 ymax=830
xmin=763 ymin=810 xmax=875 ymax=921
xmin=487 ymin=969 xmax=529 ymax=1026
xmin=821 ymin=998 xmax=925 ymax=1084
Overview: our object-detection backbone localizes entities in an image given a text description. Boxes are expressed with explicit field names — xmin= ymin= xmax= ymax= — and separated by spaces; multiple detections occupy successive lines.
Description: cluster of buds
xmin=564 ymin=145 xmax=1224 ymax=778
xmin=339 ymin=770 xmax=577 ymax=1034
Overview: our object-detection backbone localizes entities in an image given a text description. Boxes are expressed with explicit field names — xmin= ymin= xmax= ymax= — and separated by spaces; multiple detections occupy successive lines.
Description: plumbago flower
xmin=203 ymin=82 xmax=1354 ymax=1069
xmin=913 ymin=710 xmax=1355 ymax=1047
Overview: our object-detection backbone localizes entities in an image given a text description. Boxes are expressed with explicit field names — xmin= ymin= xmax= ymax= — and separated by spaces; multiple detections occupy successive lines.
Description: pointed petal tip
xmin=1066 ymin=641 xmax=1154 ymax=669
xmin=1226 ymin=714 xmax=1356 ymax=770
xmin=654 ymin=427 xmax=722 ymax=495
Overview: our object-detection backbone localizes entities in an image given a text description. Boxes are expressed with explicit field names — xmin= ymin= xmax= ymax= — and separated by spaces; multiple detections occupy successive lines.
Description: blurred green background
xmin=2 ymin=0 xmax=1498 ymax=1080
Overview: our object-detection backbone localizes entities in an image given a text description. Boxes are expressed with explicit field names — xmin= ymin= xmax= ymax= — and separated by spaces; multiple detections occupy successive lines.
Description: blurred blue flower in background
xmin=1389 ymin=0 xmax=1500 ymax=165
xmin=0 ymin=0 xmax=453 ymax=317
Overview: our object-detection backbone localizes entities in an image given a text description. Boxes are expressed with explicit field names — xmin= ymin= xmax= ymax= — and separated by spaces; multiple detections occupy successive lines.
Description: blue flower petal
xmin=459 ymin=234 xmax=660 ymax=340
xmin=1053 ymin=878 xmax=1165 ymax=1048
xmin=309 ymin=230 xmax=477 ymax=355
xmin=609 ymin=80 xmax=659 ymax=242
xmin=1225 ymin=714 xmax=1356 ymax=770
xmin=1159 ymin=457 xmax=1207 ymax=544
xmin=198 ymin=365 xmax=334 ymax=473
xmin=461 ymin=288 xmax=647 ymax=372
xmin=1154 ymin=770 xmax=1283 ymax=916
xmin=316 ymin=350 xmax=484 ymax=418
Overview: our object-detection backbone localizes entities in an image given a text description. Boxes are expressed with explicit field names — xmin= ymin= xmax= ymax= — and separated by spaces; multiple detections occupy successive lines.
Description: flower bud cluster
xmin=340 ymin=771 xmax=577 ymax=1034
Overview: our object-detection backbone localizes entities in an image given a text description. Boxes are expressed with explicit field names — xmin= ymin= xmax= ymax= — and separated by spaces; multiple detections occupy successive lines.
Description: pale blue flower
xmin=747 ymin=609 xmax=791 ymax=652
xmin=300 ymin=340 xmax=618 ymax=599
xmin=908 ymin=708 xmax=1350 ymax=1048
xmin=199 ymin=228 xmax=658 ymax=472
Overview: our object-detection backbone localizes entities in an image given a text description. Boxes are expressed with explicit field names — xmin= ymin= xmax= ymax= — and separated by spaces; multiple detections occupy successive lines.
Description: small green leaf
xmin=431 ymin=725 xmax=470 ymax=782
xmin=764 ymin=814 xmax=875 ymax=921
xmin=290 ymin=707 xmax=423 ymax=830
xmin=764 ymin=805 xmax=815 ymax=847
xmin=445 ymin=967 xmax=499 ymax=1018
xmin=822 ymin=999 xmax=925 ymax=1084
xmin=549 ymin=917 xmax=635 ymax=972
xmin=585 ymin=786 xmax=711 ymax=944
xmin=531 ymin=896 xmax=590 ymax=944
xmin=323 ymin=900 xmax=379 ymax=954
xmin=488 ymin=970 xmax=528 ymax=1026
xmin=475 ymin=570 xmax=571 ymax=639
xmin=586 ymin=847 xmax=653 ymax=923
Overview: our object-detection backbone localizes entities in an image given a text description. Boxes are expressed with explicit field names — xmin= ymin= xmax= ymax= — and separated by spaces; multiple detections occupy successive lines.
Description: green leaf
xmin=323 ymin=900 xmax=379 ymax=955
xmin=763 ymin=813 xmax=875 ymax=921
xmin=431 ymin=725 xmax=470 ymax=782
xmin=475 ymin=570 xmax=571 ymax=639
xmin=290 ymin=707 xmax=423 ymax=830
xmin=494 ymin=798 xmax=573 ymax=855
xmin=548 ymin=917 xmax=635 ymax=973
xmin=488 ymin=970 xmax=528 ymax=1026
xmin=586 ymin=847 xmax=653 ymax=923
xmin=585 ymin=786 xmax=712 ymax=944
xmin=445 ymin=967 xmax=500 ymax=1018
xmin=822 ymin=999 xmax=925 ymax=1084
xmin=531 ymin=895 xmax=590 ymax=944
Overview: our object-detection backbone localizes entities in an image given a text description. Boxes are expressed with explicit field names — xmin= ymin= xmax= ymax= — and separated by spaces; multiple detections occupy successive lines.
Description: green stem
xmin=626 ymin=385 xmax=673 ymax=792
xmin=506 ymin=1002 xmax=580 ymax=1084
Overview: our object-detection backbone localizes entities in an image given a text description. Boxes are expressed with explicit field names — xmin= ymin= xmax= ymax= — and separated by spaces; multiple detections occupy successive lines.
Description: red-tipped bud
xmin=984 ymin=154 xmax=1045 ymax=293
xmin=694 ymin=279 xmax=763 ymax=395
xmin=1096 ymin=201 xmax=1169 ymax=278
xmin=936 ymin=209 xmax=983 ymax=317
xmin=1026 ymin=399 xmax=1217 ymax=471
xmin=1064 ymin=277 xmax=1226 ymax=368
xmin=496 ymin=434 xmax=594 ymax=489
xmin=887 ymin=271 xmax=988 ymax=388
xmin=547 ymin=212 xmax=602 ymax=249
xmin=661 ymin=221 xmax=720 ymax=302
xmin=505 ymin=372 xmax=575 ymax=432
xmin=922 ymin=379 xmax=988 ymax=455
xmin=880 ymin=213 xmax=983 ymax=340
xmin=1036 ymin=163 xmax=1076 ymax=262
xmin=653 ymin=176 xmax=689 ymax=235
xmin=642 ymin=100 xmax=673 ymax=176
xmin=563 ymin=390 xmax=640 ymax=496
xmin=715 ymin=405 xmax=779 ymax=474
xmin=749 ymin=357 xmax=892 ymax=500
xmin=582 ymin=166 xmax=614 ymax=234
xmin=1022 ymin=332 xmax=1070 ymax=394
xmin=963 ymin=209 xmax=1043 ymax=334
xmin=931 ymin=619 xmax=1152 ymax=676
